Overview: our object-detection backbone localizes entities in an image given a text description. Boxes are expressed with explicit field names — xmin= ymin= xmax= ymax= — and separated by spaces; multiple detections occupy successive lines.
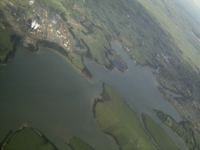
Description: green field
xmin=143 ymin=114 xmax=179 ymax=150
xmin=68 ymin=52 xmax=85 ymax=70
xmin=0 ymin=29 xmax=15 ymax=62
xmin=94 ymin=84 xmax=157 ymax=150
xmin=2 ymin=128 xmax=57 ymax=150
xmin=68 ymin=138 xmax=94 ymax=150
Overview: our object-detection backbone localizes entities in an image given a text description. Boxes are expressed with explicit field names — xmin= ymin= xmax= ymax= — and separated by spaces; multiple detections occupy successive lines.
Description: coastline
xmin=92 ymin=84 xmax=158 ymax=150
xmin=92 ymin=98 xmax=121 ymax=150
xmin=142 ymin=114 xmax=161 ymax=149
xmin=38 ymin=46 xmax=92 ymax=80
xmin=0 ymin=124 xmax=58 ymax=150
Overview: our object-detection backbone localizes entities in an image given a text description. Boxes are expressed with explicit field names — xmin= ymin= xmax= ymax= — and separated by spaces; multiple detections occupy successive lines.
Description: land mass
xmin=1 ymin=0 xmax=200 ymax=140
xmin=142 ymin=114 xmax=179 ymax=150
xmin=154 ymin=110 xmax=200 ymax=150
xmin=0 ymin=125 xmax=58 ymax=150
xmin=0 ymin=125 xmax=95 ymax=150
xmin=93 ymin=83 xmax=158 ymax=150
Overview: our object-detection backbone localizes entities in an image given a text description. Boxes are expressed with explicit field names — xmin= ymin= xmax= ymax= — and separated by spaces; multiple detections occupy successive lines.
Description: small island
xmin=0 ymin=126 xmax=58 ymax=150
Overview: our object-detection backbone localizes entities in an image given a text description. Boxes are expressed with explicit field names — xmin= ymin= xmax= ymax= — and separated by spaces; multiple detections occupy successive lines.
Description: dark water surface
xmin=0 ymin=42 xmax=188 ymax=150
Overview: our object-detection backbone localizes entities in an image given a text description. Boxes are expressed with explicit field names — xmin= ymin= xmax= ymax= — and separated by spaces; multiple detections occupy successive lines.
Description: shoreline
xmin=0 ymin=124 xmax=58 ymax=150
xmin=142 ymin=114 xmax=161 ymax=150
xmin=92 ymin=84 xmax=160 ymax=150
xmin=92 ymin=98 xmax=121 ymax=150
xmin=38 ymin=46 xmax=92 ymax=80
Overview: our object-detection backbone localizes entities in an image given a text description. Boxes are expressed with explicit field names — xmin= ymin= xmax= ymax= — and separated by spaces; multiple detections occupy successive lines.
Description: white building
xmin=31 ymin=20 xmax=40 ymax=30
xmin=29 ymin=0 xmax=34 ymax=5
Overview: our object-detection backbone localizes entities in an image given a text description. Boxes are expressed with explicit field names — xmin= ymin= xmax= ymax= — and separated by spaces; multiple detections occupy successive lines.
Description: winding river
xmin=0 ymin=41 xmax=188 ymax=150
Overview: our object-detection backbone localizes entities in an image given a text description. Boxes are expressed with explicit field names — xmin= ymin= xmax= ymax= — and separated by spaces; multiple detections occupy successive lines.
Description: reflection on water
xmin=0 ymin=42 xmax=188 ymax=150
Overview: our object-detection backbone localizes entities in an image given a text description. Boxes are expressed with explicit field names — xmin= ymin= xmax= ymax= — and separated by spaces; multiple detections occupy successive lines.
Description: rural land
xmin=1 ymin=0 xmax=200 ymax=149
xmin=0 ymin=124 xmax=94 ymax=150
xmin=93 ymin=84 xmax=181 ymax=150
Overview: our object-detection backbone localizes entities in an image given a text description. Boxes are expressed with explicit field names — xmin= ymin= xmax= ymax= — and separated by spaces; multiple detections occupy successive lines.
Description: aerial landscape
xmin=0 ymin=0 xmax=200 ymax=149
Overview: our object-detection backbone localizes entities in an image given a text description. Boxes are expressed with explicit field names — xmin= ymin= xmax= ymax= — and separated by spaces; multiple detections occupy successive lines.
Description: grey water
xmin=0 ymin=41 xmax=188 ymax=150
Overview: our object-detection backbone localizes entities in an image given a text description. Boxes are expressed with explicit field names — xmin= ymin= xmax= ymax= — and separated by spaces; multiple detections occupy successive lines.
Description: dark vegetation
xmin=0 ymin=31 xmax=21 ymax=64
xmin=60 ymin=13 xmax=68 ymax=22
xmin=37 ymin=40 xmax=92 ymax=78
xmin=37 ymin=40 xmax=69 ymax=57
xmin=82 ymin=66 xmax=92 ymax=78
xmin=154 ymin=110 xmax=200 ymax=150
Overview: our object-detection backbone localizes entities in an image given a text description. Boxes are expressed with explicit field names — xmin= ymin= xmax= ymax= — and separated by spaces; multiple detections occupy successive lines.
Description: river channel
xmin=0 ymin=41 xmax=188 ymax=150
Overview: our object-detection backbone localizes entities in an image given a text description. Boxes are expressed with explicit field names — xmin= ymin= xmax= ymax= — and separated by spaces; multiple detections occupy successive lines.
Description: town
xmin=27 ymin=3 xmax=71 ymax=51
xmin=0 ymin=0 xmax=71 ymax=52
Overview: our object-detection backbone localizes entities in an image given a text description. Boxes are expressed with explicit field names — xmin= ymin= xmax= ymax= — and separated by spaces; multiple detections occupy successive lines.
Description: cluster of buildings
xmin=28 ymin=7 xmax=71 ymax=51
xmin=31 ymin=20 xmax=39 ymax=29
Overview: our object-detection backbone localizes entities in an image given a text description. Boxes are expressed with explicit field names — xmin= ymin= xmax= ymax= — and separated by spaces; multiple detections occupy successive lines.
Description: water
xmin=112 ymin=58 xmax=126 ymax=71
xmin=0 ymin=42 xmax=188 ymax=150
xmin=0 ymin=48 xmax=118 ymax=150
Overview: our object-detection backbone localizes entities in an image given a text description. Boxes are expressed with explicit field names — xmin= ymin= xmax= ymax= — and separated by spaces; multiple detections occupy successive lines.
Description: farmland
xmin=143 ymin=114 xmax=179 ymax=150
xmin=68 ymin=138 xmax=94 ymax=150
xmin=154 ymin=110 xmax=200 ymax=150
xmin=1 ymin=127 xmax=58 ymax=150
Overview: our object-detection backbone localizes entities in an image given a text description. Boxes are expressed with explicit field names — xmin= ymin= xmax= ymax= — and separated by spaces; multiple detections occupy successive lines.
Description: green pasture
xmin=68 ymin=138 xmax=94 ymax=150
xmin=95 ymin=84 xmax=157 ymax=150
xmin=143 ymin=114 xmax=179 ymax=150
xmin=4 ymin=128 xmax=56 ymax=150
xmin=68 ymin=52 xmax=85 ymax=70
